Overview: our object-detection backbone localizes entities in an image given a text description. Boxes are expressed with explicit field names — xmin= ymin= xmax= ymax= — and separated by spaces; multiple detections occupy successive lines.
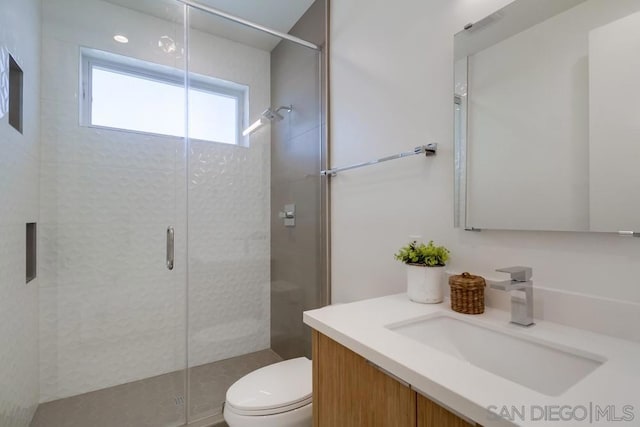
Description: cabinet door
xmin=417 ymin=393 xmax=478 ymax=427
xmin=312 ymin=331 xmax=416 ymax=427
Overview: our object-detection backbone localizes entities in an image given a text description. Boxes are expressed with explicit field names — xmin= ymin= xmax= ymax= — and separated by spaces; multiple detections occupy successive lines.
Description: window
xmin=81 ymin=49 xmax=247 ymax=145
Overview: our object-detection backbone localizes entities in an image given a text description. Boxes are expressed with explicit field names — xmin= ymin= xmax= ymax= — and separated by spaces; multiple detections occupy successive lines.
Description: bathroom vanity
xmin=304 ymin=294 xmax=640 ymax=426
xmin=311 ymin=329 xmax=479 ymax=426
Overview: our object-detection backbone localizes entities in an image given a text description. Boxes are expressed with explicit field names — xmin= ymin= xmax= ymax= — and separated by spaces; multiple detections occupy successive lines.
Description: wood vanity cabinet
xmin=312 ymin=330 xmax=481 ymax=427
xmin=417 ymin=394 xmax=479 ymax=427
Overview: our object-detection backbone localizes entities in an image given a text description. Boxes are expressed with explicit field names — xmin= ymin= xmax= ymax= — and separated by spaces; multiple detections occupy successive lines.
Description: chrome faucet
xmin=489 ymin=266 xmax=534 ymax=327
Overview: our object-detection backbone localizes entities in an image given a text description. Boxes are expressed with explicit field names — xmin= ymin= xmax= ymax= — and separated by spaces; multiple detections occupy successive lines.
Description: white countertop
xmin=303 ymin=294 xmax=640 ymax=427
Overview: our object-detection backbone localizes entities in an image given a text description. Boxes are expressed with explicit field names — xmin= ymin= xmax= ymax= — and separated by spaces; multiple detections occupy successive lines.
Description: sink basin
xmin=387 ymin=314 xmax=605 ymax=396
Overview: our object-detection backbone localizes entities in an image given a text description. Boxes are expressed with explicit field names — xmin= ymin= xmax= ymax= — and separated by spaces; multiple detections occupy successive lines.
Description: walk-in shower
xmin=0 ymin=0 xmax=327 ymax=426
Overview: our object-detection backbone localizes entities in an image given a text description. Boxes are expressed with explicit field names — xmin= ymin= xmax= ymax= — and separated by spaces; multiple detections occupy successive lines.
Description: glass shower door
xmin=183 ymin=3 xmax=325 ymax=424
xmin=34 ymin=0 xmax=189 ymax=426
xmin=184 ymin=6 xmax=285 ymax=423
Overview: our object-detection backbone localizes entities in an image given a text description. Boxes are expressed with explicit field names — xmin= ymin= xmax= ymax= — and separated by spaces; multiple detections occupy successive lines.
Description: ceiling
xmin=105 ymin=0 xmax=316 ymax=51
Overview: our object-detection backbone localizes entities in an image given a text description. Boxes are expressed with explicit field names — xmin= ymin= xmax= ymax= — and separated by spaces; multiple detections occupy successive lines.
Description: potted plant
xmin=394 ymin=240 xmax=450 ymax=304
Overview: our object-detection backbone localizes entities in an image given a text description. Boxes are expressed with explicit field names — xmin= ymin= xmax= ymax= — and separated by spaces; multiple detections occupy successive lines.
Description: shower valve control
xmin=278 ymin=204 xmax=296 ymax=227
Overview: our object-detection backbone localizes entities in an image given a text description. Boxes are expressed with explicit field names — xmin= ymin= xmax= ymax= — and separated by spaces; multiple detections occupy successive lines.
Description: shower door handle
xmin=166 ymin=226 xmax=174 ymax=271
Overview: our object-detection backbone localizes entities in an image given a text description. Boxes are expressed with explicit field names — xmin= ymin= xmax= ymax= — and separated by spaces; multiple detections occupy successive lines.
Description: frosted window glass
xmin=91 ymin=67 xmax=239 ymax=144
xmin=188 ymin=87 xmax=238 ymax=144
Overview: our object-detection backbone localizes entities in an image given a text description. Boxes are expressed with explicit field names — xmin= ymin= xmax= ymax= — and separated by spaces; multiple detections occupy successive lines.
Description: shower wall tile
xmin=187 ymin=259 xmax=271 ymax=366
xmin=0 ymin=226 xmax=40 ymax=427
xmin=39 ymin=163 xmax=176 ymax=225
xmin=0 ymin=0 xmax=41 ymax=426
xmin=40 ymin=38 xmax=80 ymax=104
xmin=0 ymin=136 xmax=40 ymax=223
xmin=39 ymin=0 xmax=271 ymax=403
xmin=39 ymin=284 xmax=184 ymax=402
xmin=271 ymin=126 xmax=322 ymax=185
xmin=187 ymin=139 xmax=271 ymax=367
xmin=38 ymin=223 xmax=171 ymax=289
xmin=270 ymin=0 xmax=326 ymax=361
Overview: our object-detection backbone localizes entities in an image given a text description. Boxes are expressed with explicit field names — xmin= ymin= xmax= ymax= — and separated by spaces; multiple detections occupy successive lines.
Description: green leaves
xmin=394 ymin=240 xmax=450 ymax=267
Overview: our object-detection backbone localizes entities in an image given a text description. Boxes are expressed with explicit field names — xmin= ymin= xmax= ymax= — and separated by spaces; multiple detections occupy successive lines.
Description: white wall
xmin=0 ymin=0 xmax=41 ymax=425
xmin=330 ymin=0 xmax=640 ymax=324
xmin=39 ymin=0 xmax=270 ymax=402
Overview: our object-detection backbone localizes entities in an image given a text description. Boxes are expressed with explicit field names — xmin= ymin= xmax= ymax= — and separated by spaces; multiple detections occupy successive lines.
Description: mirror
xmin=454 ymin=0 xmax=640 ymax=234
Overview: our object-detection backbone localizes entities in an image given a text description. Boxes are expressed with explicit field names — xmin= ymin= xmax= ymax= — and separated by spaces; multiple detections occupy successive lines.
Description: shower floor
xmin=30 ymin=349 xmax=282 ymax=427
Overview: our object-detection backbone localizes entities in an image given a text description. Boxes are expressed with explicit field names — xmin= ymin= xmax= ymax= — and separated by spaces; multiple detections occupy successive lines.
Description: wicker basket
xmin=449 ymin=272 xmax=486 ymax=315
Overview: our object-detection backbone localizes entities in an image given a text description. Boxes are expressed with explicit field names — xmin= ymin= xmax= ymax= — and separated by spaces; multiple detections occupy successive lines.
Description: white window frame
xmin=80 ymin=48 xmax=248 ymax=146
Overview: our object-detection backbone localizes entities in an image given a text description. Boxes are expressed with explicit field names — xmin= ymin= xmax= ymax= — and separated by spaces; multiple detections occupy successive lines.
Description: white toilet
xmin=223 ymin=357 xmax=312 ymax=427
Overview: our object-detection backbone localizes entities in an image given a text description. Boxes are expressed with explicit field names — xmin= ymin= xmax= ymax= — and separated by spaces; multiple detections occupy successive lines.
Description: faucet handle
xmin=496 ymin=266 xmax=532 ymax=282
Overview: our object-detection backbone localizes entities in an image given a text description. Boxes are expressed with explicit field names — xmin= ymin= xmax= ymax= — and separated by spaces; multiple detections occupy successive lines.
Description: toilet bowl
xmin=223 ymin=357 xmax=312 ymax=427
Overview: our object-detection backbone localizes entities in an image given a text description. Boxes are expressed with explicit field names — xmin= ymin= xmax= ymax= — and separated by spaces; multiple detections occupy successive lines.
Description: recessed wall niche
xmin=8 ymin=54 xmax=23 ymax=133
xmin=26 ymin=222 xmax=36 ymax=283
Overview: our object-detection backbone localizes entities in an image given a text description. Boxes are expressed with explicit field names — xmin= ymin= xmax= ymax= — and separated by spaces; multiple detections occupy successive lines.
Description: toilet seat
xmin=225 ymin=357 xmax=312 ymax=417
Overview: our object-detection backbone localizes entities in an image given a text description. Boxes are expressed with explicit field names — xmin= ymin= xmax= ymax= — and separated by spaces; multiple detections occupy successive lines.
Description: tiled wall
xmin=270 ymin=0 xmax=326 ymax=360
xmin=0 ymin=0 xmax=41 ymax=425
xmin=39 ymin=0 xmax=271 ymax=402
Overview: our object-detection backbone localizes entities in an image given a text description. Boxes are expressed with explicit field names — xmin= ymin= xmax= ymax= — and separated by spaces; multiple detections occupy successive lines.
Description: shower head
xmin=262 ymin=105 xmax=293 ymax=122
xmin=243 ymin=105 xmax=293 ymax=136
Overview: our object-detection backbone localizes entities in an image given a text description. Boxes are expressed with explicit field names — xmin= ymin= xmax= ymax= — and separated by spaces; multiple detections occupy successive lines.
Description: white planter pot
xmin=406 ymin=264 xmax=444 ymax=304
